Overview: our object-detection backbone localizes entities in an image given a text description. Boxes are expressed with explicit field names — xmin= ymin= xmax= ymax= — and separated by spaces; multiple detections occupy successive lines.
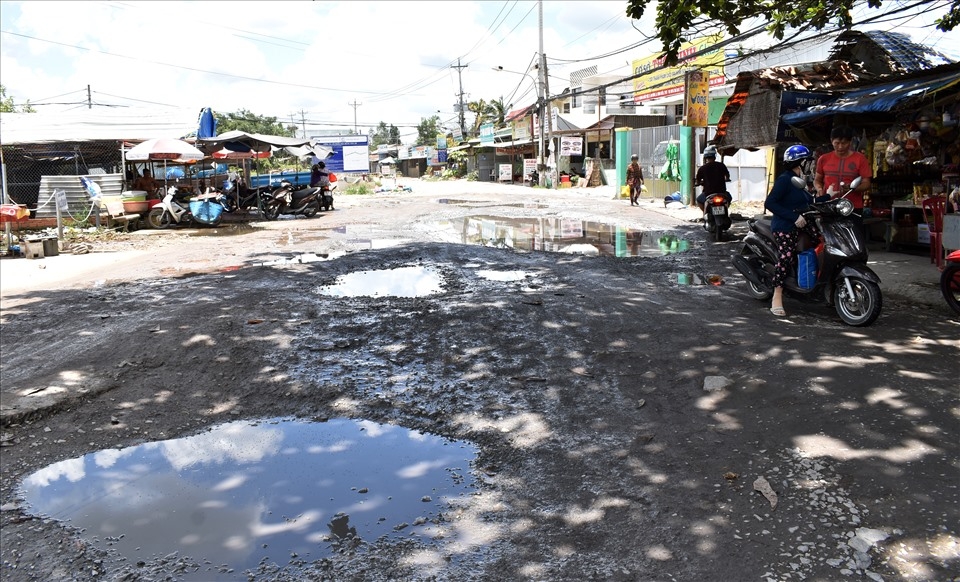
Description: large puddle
xmin=18 ymin=417 xmax=478 ymax=579
xmin=429 ymin=216 xmax=690 ymax=257
xmin=318 ymin=266 xmax=444 ymax=297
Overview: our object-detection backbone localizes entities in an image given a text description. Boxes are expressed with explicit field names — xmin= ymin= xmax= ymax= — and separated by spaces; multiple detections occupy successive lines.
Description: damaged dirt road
xmin=1 ymin=180 xmax=957 ymax=582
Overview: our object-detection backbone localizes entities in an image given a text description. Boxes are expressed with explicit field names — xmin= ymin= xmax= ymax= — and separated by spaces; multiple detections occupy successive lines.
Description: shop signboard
xmin=499 ymin=164 xmax=513 ymax=181
xmin=559 ymin=136 xmax=583 ymax=156
xmin=310 ymin=135 xmax=370 ymax=173
xmin=480 ymin=123 xmax=495 ymax=146
xmin=778 ymin=91 xmax=834 ymax=141
xmin=685 ymin=71 xmax=710 ymax=128
xmin=524 ymin=158 xmax=537 ymax=177
xmin=631 ymin=34 xmax=725 ymax=102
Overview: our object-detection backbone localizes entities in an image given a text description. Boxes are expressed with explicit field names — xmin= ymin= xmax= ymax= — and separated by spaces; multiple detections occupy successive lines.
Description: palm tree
xmin=467 ymin=99 xmax=488 ymax=137
xmin=487 ymin=98 xmax=506 ymax=127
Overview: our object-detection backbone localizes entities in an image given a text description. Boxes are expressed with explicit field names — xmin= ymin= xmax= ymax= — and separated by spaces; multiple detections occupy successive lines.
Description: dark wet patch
xmin=318 ymin=266 xmax=444 ymax=297
xmin=429 ymin=216 xmax=692 ymax=257
xmin=18 ymin=417 xmax=477 ymax=579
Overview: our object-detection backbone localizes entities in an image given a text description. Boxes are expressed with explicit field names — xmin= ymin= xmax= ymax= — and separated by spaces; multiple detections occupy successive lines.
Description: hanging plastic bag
xmin=798 ymin=249 xmax=818 ymax=290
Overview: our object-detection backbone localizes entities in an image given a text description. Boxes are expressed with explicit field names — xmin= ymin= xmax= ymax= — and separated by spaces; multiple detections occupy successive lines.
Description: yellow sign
xmin=631 ymin=34 xmax=725 ymax=102
xmin=685 ymin=71 xmax=710 ymax=127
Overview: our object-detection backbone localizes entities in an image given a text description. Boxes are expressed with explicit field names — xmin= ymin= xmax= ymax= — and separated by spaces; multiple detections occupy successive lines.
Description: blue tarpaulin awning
xmin=783 ymin=67 xmax=960 ymax=125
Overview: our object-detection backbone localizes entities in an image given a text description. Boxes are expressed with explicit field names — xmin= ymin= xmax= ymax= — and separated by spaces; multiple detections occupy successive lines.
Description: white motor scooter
xmin=147 ymin=187 xmax=191 ymax=229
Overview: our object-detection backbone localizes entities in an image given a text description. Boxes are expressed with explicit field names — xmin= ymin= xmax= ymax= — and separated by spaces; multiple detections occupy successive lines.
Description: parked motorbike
xmin=732 ymin=176 xmax=883 ymax=326
xmin=146 ymin=186 xmax=228 ymax=228
xmin=703 ymin=191 xmax=732 ymax=242
xmin=941 ymin=249 xmax=960 ymax=314
xmin=261 ymin=180 xmax=321 ymax=220
xmin=219 ymin=178 xmax=269 ymax=214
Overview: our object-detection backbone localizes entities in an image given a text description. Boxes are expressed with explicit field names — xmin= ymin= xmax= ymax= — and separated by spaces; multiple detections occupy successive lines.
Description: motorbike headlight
xmin=836 ymin=198 xmax=854 ymax=216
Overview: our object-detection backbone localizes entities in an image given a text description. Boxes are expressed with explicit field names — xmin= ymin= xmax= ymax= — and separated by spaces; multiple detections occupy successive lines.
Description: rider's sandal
xmin=770 ymin=306 xmax=787 ymax=317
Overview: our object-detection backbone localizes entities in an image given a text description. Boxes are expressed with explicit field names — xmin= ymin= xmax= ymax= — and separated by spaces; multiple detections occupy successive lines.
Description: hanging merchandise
xmin=658 ymin=142 xmax=681 ymax=181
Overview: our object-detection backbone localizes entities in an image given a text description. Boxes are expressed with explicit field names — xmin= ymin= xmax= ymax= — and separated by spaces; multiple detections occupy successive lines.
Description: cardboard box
xmin=890 ymin=225 xmax=918 ymax=244
xmin=917 ymin=223 xmax=930 ymax=244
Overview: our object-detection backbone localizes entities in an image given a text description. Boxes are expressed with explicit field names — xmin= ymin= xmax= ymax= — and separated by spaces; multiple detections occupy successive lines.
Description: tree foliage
xmin=625 ymin=0 xmax=959 ymax=65
xmin=415 ymin=115 xmax=441 ymax=146
xmin=0 ymin=85 xmax=35 ymax=113
xmin=370 ymin=121 xmax=401 ymax=148
xmin=213 ymin=109 xmax=294 ymax=137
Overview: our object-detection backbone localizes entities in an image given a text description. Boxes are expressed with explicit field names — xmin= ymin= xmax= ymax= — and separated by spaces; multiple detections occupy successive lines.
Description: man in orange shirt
xmin=814 ymin=126 xmax=872 ymax=210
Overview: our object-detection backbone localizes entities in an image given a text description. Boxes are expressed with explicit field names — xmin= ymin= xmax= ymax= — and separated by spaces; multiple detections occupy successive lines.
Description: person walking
xmin=626 ymin=154 xmax=644 ymax=206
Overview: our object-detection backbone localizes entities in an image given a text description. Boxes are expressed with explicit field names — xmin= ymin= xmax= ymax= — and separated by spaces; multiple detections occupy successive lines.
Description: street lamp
xmin=494 ymin=65 xmax=545 ymax=187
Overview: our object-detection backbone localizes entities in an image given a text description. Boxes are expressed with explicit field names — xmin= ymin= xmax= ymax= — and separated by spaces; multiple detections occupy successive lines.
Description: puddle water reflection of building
xmin=429 ymin=216 xmax=690 ymax=257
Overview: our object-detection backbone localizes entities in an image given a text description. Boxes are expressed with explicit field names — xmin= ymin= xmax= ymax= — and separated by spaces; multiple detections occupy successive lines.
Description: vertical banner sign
xmin=523 ymin=158 xmax=537 ymax=177
xmin=685 ymin=71 xmax=710 ymax=127
xmin=480 ymin=123 xmax=495 ymax=146
xmin=437 ymin=136 xmax=448 ymax=150
xmin=499 ymin=164 xmax=513 ymax=181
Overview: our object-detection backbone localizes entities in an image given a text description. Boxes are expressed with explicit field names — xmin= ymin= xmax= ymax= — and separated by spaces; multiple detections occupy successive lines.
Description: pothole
xmin=428 ymin=216 xmax=691 ymax=257
xmin=18 ymin=417 xmax=478 ymax=579
xmin=318 ymin=266 xmax=444 ymax=297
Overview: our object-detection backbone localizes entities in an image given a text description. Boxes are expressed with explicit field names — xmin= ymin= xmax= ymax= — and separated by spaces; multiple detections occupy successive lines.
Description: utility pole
xmin=348 ymin=100 xmax=362 ymax=134
xmin=537 ymin=1 xmax=546 ymax=187
xmin=87 ymin=85 xmax=92 ymax=109
xmin=451 ymin=58 xmax=468 ymax=140
xmin=299 ymin=110 xmax=307 ymax=140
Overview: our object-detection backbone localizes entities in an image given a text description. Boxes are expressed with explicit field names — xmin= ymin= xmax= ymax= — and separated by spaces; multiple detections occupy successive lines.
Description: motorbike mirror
xmin=791 ymin=176 xmax=807 ymax=190
xmin=848 ymin=176 xmax=862 ymax=190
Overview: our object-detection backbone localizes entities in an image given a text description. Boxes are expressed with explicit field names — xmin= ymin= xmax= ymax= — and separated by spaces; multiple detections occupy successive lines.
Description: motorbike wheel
xmin=714 ymin=224 xmax=724 ymax=242
xmin=746 ymin=279 xmax=772 ymax=301
xmin=262 ymin=203 xmax=282 ymax=221
xmin=940 ymin=265 xmax=960 ymax=315
xmin=833 ymin=277 xmax=882 ymax=327
xmin=147 ymin=208 xmax=171 ymax=229
xmin=302 ymin=201 xmax=319 ymax=218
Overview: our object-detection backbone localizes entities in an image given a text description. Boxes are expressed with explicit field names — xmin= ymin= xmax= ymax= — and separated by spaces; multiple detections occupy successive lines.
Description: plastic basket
xmin=189 ymin=200 xmax=224 ymax=223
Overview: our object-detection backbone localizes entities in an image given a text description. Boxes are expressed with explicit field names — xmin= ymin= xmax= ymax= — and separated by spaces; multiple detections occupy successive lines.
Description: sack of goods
xmin=798 ymin=249 xmax=818 ymax=289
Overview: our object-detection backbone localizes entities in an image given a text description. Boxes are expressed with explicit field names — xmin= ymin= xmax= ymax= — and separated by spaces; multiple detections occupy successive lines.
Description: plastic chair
xmin=921 ymin=196 xmax=946 ymax=268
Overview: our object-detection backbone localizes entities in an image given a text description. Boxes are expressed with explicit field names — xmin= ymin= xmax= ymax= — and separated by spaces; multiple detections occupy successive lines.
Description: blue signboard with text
xmin=309 ymin=135 xmax=370 ymax=173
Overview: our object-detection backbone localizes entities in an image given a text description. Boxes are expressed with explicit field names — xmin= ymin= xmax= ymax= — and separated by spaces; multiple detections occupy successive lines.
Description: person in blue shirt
xmin=763 ymin=145 xmax=831 ymax=317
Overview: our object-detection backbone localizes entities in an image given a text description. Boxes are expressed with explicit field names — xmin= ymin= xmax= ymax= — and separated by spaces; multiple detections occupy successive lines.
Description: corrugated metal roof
xmin=829 ymin=30 xmax=955 ymax=76
xmin=783 ymin=63 xmax=960 ymax=124
xmin=0 ymin=108 xmax=198 ymax=145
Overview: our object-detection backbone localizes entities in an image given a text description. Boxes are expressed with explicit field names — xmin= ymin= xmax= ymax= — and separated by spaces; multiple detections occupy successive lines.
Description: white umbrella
xmin=126 ymin=138 xmax=204 ymax=162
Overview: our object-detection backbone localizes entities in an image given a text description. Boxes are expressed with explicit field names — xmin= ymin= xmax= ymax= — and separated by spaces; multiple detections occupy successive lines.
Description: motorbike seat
xmin=753 ymin=217 xmax=773 ymax=240
xmin=291 ymin=187 xmax=318 ymax=203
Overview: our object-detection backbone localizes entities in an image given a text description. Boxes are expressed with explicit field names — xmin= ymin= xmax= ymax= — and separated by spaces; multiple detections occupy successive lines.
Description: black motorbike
xmin=261 ymin=179 xmax=321 ymax=220
xmin=319 ymin=181 xmax=335 ymax=212
xmin=219 ymin=177 xmax=270 ymax=214
xmin=732 ymin=177 xmax=883 ymax=326
xmin=703 ymin=191 xmax=732 ymax=242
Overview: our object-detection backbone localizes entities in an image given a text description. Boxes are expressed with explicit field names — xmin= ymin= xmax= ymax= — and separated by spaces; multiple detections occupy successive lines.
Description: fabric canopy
xmin=783 ymin=65 xmax=960 ymax=125
xmin=197 ymin=131 xmax=312 ymax=155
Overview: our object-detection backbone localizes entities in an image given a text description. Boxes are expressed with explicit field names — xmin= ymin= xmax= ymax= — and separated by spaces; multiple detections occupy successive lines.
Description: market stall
xmin=782 ymin=63 xmax=960 ymax=261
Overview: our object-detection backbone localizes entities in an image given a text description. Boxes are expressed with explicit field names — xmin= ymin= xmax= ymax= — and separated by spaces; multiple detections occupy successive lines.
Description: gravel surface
xmin=1 ymin=179 xmax=957 ymax=581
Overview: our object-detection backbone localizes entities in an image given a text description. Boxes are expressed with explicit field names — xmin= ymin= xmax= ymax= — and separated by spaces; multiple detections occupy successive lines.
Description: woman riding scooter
xmin=763 ymin=144 xmax=832 ymax=317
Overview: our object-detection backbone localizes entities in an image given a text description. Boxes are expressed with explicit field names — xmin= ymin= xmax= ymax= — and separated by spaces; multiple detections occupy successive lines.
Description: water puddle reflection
xmin=18 ymin=418 xmax=477 ymax=579
xmin=429 ymin=216 xmax=691 ymax=257
xmin=475 ymin=270 xmax=533 ymax=282
xmin=437 ymin=199 xmax=548 ymax=209
xmin=318 ymin=266 xmax=443 ymax=297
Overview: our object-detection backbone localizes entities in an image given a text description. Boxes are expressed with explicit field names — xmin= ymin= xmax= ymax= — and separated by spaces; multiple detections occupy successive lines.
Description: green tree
xmin=415 ymin=115 xmax=441 ymax=146
xmin=625 ymin=0 xmax=959 ymax=65
xmin=370 ymin=121 xmax=401 ymax=148
xmin=488 ymin=98 xmax=506 ymax=127
xmin=214 ymin=109 xmax=294 ymax=136
xmin=467 ymin=99 xmax=489 ymax=137
xmin=0 ymin=85 xmax=35 ymax=113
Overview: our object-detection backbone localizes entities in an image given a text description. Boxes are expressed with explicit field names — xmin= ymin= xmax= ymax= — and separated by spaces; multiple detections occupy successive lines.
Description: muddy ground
xmin=1 ymin=180 xmax=958 ymax=582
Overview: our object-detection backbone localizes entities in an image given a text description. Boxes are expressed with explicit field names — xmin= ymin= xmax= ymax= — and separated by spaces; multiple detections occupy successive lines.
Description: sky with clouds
xmin=1 ymin=1 xmax=957 ymax=143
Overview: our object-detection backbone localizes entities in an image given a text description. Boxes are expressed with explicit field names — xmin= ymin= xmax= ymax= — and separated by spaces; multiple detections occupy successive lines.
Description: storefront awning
xmin=783 ymin=66 xmax=960 ymax=124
